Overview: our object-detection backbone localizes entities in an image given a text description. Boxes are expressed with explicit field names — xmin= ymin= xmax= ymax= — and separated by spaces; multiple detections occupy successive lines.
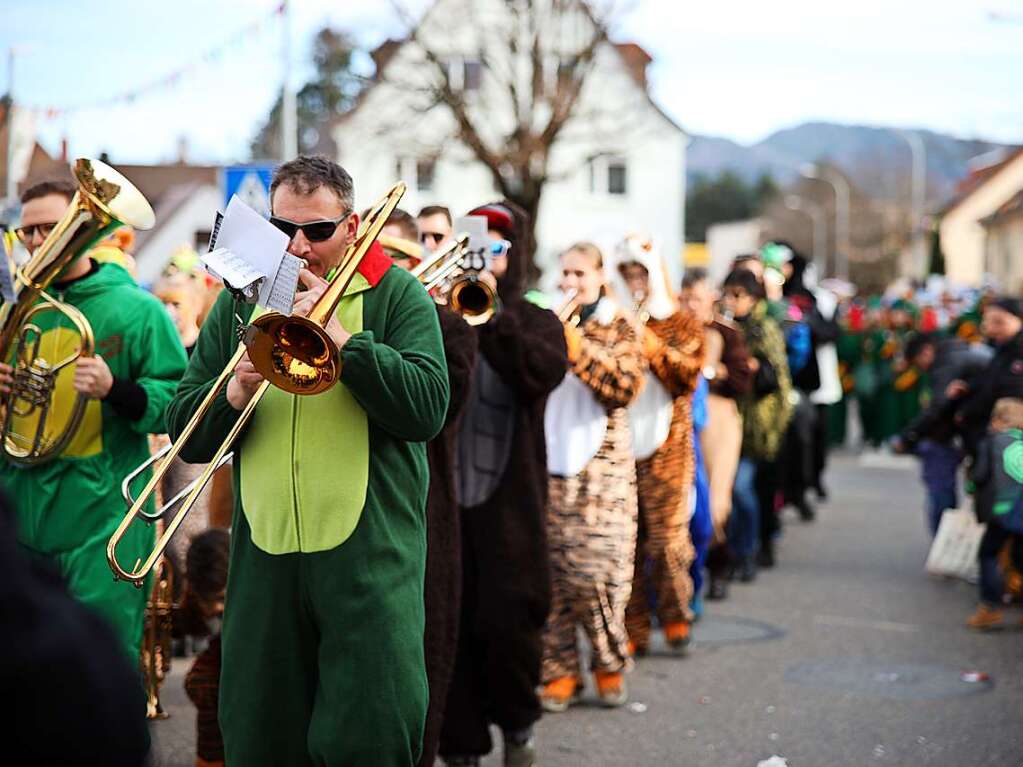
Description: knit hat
xmin=990 ymin=296 xmax=1023 ymax=319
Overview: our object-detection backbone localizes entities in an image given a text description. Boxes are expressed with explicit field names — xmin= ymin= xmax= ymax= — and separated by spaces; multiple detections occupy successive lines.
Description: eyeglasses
xmin=723 ymin=289 xmax=750 ymax=300
xmin=489 ymin=239 xmax=511 ymax=259
xmin=269 ymin=211 xmax=351 ymax=243
xmin=419 ymin=231 xmax=446 ymax=245
xmin=14 ymin=222 xmax=58 ymax=244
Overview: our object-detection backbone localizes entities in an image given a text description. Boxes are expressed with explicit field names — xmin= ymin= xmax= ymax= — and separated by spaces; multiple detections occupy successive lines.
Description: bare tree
xmin=385 ymin=0 xmax=629 ymax=277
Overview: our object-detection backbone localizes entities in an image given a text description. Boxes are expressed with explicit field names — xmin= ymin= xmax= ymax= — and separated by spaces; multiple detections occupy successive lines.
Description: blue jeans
xmin=917 ymin=440 xmax=961 ymax=537
xmin=729 ymin=458 xmax=759 ymax=559
xmin=978 ymin=522 xmax=1023 ymax=606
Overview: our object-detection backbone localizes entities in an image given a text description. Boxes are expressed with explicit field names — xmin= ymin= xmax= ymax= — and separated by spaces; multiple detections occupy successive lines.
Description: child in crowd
xmin=966 ymin=398 xmax=1023 ymax=630
xmin=182 ymin=529 xmax=230 ymax=767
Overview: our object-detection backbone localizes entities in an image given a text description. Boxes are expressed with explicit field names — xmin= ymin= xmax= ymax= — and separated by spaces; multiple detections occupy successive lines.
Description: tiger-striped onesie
xmin=625 ymin=311 xmax=706 ymax=649
xmin=542 ymin=304 xmax=645 ymax=682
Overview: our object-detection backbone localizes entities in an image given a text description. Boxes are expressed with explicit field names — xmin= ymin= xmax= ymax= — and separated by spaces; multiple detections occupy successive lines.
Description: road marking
xmin=814 ymin=614 xmax=920 ymax=633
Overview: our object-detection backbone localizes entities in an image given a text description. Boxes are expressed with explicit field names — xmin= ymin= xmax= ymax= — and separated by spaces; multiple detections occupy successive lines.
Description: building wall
xmin=985 ymin=214 xmax=1023 ymax=293
xmin=134 ymin=184 xmax=222 ymax=286
xmin=939 ymin=153 xmax=1023 ymax=286
xmin=706 ymin=218 xmax=764 ymax=285
xmin=334 ymin=0 xmax=685 ymax=288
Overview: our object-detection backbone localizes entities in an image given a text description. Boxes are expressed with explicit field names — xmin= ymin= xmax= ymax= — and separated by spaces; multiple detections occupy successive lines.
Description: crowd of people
xmin=3 ymin=154 xmax=1022 ymax=767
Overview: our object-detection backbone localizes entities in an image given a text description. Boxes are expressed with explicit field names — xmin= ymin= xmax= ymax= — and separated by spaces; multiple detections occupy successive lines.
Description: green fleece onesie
xmin=166 ymin=257 xmax=449 ymax=766
xmin=0 ymin=261 xmax=188 ymax=660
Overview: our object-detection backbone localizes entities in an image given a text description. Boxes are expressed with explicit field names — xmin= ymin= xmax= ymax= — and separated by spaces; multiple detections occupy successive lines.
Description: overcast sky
xmin=3 ymin=0 xmax=1021 ymax=165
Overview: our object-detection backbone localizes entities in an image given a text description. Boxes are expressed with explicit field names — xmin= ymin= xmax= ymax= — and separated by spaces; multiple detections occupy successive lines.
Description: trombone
xmin=556 ymin=288 xmax=581 ymax=326
xmin=107 ymin=182 xmax=406 ymax=587
xmin=411 ymin=234 xmax=469 ymax=292
xmin=411 ymin=235 xmax=495 ymax=325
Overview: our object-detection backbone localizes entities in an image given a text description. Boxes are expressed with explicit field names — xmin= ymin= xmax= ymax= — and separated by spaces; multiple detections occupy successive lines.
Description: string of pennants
xmin=26 ymin=3 xmax=285 ymax=120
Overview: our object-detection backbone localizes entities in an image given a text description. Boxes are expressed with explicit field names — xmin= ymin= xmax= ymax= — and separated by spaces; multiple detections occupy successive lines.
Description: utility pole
xmin=5 ymin=47 xmax=17 ymax=204
xmin=280 ymin=0 xmax=298 ymax=162
xmin=895 ymin=129 xmax=926 ymax=278
xmin=784 ymin=194 xmax=827 ymax=266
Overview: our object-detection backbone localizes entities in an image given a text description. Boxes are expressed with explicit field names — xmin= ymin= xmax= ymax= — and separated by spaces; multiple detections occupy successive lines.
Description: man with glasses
xmin=417 ymin=205 xmax=453 ymax=253
xmin=167 ymin=154 xmax=450 ymax=766
xmin=0 ymin=177 xmax=187 ymax=669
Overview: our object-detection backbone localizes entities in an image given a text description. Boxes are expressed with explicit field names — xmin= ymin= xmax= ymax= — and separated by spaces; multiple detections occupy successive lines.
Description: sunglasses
xmin=269 ymin=211 xmax=351 ymax=243
xmin=14 ymin=222 xmax=58 ymax=243
xmin=420 ymin=231 xmax=446 ymax=245
xmin=489 ymin=239 xmax=511 ymax=258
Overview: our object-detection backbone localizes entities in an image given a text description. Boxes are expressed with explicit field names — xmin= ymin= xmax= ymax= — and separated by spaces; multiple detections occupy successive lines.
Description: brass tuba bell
xmin=0 ymin=158 xmax=154 ymax=465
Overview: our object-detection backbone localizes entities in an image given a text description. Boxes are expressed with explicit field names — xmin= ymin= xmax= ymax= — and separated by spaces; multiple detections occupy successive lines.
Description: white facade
xmin=333 ymin=0 xmax=686 ymax=285
xmin=134 ymin=184 xmax=222 ymax=286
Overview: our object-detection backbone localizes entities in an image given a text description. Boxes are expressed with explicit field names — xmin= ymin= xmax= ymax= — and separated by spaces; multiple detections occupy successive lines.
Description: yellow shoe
xmin=966 ymin=604 xmax=1005 ymax=631
xmin=540 ymin=676 xmax=581 ymax=713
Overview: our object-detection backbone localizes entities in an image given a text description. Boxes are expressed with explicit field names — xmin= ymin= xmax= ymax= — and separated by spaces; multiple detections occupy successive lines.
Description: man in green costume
xmin=167 ymin=156 xmax=450 ymax=765
xmin=0 ymin=178 xmax=187 ymax=661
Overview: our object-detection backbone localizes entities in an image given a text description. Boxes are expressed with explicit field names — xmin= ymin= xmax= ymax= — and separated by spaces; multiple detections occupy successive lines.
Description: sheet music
xmin=209 ymin=195 xmax=289 ymax=305
xmin=201 ymin=247 xmax=265 ymax=301
xmin=260 ymin=254 xmax=304 ymax=315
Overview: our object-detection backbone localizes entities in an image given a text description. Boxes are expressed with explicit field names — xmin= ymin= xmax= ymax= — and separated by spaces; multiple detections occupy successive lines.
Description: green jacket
xmin=167 ymin=263 xmax=449 ymax=553
xmin=738 ymin=301 xmax=793 ymax=461
xmin=1 ymin=261 xmax=187 ymax=553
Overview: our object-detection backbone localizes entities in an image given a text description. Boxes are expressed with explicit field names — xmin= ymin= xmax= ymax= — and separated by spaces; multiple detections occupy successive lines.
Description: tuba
xmin=0 ymin=158 xmax=154 ymax=465
xmin=108 ymin=182 xmax=406 ymax=587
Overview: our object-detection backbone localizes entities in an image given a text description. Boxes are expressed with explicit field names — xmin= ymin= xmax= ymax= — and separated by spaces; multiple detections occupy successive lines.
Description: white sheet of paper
xmin=201 ymin=247 xmax=265 ymax=293
xmin=261 ymin=254 xmax=304 ymax=315
xmin=214 ymin=195 xmax=289 ymax=301
xmin=453 ymin=216 xmax=491 ymax=272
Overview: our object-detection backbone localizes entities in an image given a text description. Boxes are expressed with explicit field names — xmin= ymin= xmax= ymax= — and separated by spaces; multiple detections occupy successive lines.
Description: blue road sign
xmin=223 ymin=164 xmax=275 ymax=218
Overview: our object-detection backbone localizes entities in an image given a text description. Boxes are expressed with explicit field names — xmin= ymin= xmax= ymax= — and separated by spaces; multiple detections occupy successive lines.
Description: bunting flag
xmin=26 ymin=2 xmax=285 ymax=120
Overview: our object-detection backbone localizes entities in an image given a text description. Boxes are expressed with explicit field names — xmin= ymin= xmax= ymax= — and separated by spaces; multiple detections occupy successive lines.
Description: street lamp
xmin=784 ymin=194 xmax=827 ymax=266
xmin=801 ymin=163 xmax=851 ymax=280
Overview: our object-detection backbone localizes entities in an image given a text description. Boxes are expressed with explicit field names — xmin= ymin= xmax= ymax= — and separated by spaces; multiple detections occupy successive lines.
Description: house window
xmin=441 ymin=56 xmax=482 ymax=92
xmin=587 ymin=155 xmax=628 ymax=197
xmin=463 ymin=59 xmax=482 ymax=91
xmin=416 ymin=159 xmax=436 ymax=192
xmin=608 ymin=159 xmax=627 ymax=196
xmin=396 ymin=157 xmax=437 ymax=193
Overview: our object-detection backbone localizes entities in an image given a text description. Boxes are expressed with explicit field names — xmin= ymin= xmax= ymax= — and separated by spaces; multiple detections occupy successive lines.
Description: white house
xmin=333 ymin=0 xmax=687 ymax=285
xmin=939 ymin=148 xmax=1023 ymax=287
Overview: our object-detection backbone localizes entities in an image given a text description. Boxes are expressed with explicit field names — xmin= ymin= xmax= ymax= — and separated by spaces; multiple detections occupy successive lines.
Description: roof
xmin=942 ymin=146 xmax=1023 ymax=216
xmin=111 ymin=162 xmax=219 ymax=205
xmin=980 ymin=189 xmax=1023 ymax=228
xmin=338 ymin=0 xmax=685 ymax=137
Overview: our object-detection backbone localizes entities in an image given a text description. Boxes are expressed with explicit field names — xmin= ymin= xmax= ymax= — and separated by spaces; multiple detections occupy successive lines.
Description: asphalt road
xmin=150 ymin=452 xmax=1023 ymax=767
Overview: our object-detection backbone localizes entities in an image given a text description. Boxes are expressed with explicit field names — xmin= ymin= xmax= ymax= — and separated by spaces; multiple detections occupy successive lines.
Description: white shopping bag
xmin=925 ymin=508 xmax=984 ymax=581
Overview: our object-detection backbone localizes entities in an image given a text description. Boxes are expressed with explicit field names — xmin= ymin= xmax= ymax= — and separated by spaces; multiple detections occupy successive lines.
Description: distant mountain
xmin=687 ymin=122 xmax=1014 ymax=202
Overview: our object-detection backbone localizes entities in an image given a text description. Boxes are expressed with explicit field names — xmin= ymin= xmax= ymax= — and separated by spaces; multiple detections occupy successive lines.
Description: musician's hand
xmin=74 ymin=356 xmax=113 ymax=399
xmin=564 ymin=323 xmax=583 ymax=364
xmin=294 ymin=268 xmax=351 ymax=351
xmin=748 ymin=357 xmax=760 ymax=373
xmin=476 ymin=269 xmax=498 ymax=294
xmin=641 ymin=326 xmax=662 ymax=359
xmin=0 ymin=362 xmax=12 ymax=395
xmin=946 ymin=379 xmax=969 ymax=400
xmin=227 ymin=351 xmax=264 ymax=411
